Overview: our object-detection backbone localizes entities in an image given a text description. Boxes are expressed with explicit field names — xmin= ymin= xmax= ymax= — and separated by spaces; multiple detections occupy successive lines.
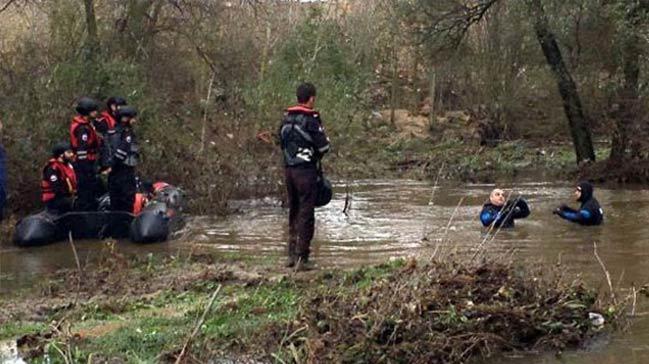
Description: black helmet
xmin=51 ymin=141 xmax=72 ymax=158
xmin=106 ymin=96 xmax=127 ymax=109
xmin=117 ymin=106 xmax=138 ymax=120
xmin=75 ymin=97 xmax=99 ymax=116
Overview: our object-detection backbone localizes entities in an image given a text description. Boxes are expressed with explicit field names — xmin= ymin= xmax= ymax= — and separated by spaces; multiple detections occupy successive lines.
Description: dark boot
xmin=295 ymin=256 xmax=314 ymax=271
xmin=285 ymin=241 xmax=297 ymax=268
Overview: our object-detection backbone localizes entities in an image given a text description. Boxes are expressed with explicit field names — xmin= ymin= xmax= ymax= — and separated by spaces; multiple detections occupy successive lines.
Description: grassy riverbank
xmin=0 ymin=246 xmax=623 ymax=363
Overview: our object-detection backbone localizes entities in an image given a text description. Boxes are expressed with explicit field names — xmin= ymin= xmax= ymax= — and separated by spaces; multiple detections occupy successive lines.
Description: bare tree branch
xmin=407 ymin=0 xmax=500 ymax=51
xmin=0 ymin=0 xmax=17 ymax=14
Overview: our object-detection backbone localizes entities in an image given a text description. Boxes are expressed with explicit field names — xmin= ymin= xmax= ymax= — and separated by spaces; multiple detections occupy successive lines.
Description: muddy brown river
xmin=1 ymin=179 xmax=649 ymax=363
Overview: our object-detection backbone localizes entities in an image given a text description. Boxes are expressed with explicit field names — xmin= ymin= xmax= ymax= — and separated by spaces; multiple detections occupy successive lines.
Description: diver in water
xmin=553 ymin=181 xmax=603 ymax=226
xmin=480 ymin=188 xmax=531 ymax=228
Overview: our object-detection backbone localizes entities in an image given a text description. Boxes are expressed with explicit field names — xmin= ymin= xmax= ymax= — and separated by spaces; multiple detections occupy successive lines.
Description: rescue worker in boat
xmin=101 ymin=106 xmax=140 ymax=236
xmin=95 ymin=96 xmax=127 ymax=137
xmin=133 ymin=180 xmax=154 ymax=215
xmin=279 ymin=82 xmax=330 ymax=271
xmin=41 ymin=142 xmax=77 ymax=214
xmin=69 ymin=97 xmax=102 ymax=211
xmin=553 ymin=181 xmax=603 ymax=226
xmin=480 ymin=188 xmax=530 ymax=228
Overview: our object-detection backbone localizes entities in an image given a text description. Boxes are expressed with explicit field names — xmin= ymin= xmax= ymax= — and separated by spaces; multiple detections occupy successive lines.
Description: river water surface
xmin=1 ymin=179 xmax=649 ymax=363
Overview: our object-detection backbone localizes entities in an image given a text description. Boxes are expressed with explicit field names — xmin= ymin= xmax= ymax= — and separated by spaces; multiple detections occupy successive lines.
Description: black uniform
xmin=556 ymin=182 xmax=603 ymax=226
xmin=480 ymin=198 xmax=530 ymax=228
xmin=279 ymin=105 xmax=330 ymax=263
xmin=102 ymin=123 xmax=139 ymax=236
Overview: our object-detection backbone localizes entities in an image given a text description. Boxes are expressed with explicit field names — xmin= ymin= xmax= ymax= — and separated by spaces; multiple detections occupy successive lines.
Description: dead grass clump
xmin=270 ymin=260 xmax=609 ymax=363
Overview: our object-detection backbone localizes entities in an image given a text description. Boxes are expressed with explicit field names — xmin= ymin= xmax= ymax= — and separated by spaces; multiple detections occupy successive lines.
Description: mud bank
xmin=0 ymin=246 xmax=625 ymax=363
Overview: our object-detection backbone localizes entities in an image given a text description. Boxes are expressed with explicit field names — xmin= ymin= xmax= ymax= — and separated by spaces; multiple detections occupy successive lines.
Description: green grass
xmin=0 ymin=322 xmax=48 ymax=340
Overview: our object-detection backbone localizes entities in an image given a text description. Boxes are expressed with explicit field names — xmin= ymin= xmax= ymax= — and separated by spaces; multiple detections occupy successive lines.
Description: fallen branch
xmin=175 ymin=284 xmax=222 ymax=364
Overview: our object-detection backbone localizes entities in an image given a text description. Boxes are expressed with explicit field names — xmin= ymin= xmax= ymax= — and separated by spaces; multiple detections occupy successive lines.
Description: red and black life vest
xmin=133 ymin=193 xmax=147 ymax=214
xmin=41 ymin=159 xmax=77 ymax=202
xmin=70 ymin=116 xmax=100 ymax=161
xmin=98 ymin=111 xmax=117 ymax=130
xmin=153 ymin=182 xmax=170 ymax=192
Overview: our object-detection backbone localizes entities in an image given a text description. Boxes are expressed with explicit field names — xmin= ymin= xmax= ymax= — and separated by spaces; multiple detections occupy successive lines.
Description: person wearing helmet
xmin=279 ymin=83 xmax=331 ymax=271
xmin=41 ymin=142 xmax=77 ymax=214
xmin=132 ymin=180 xmax=154 ymax=215
xmin=70 ymin=96 xmax=102 ymax=211
xmin=102 ymin=106 xmax=140 ymax=236
xmin=95 ymin=96 xmax=127 ymax=137
xmin=553 ymin=181 xmax=604 ymax=226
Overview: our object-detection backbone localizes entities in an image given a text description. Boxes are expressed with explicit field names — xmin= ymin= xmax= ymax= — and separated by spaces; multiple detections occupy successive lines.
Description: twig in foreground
xmin=68 ymin=231 xmax=83 ymax=305
xmin=431 ymin=196 xmax=465 ymax=260
xmin=175 ymin=284 xmax=222 ymax=364
xmin=593 ymin=242 xmax=616 ymax=305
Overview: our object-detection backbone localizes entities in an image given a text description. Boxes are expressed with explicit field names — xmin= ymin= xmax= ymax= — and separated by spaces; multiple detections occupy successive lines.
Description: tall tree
xmin=527 ymin=0 xmax=595 ymax=163
xmin=609 ymin=0 xmax=648 ymax=161
xmin=83 ymin=0 xmax=99 ymax=56
xmin=405 ymin=0 xmax=597 ymax=163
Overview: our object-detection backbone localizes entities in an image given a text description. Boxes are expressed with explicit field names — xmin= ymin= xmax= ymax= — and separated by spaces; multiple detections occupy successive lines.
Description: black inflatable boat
xmin=13 ymin=184 xmax=184 ymax=247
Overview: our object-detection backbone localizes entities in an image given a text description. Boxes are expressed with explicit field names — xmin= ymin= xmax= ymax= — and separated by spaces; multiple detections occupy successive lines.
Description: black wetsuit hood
xmin=577 ymin=181 xmax=593 ymax=204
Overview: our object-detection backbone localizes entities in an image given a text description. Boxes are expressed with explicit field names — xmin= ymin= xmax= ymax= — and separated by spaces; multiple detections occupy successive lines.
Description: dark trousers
xmin=285 ymin=166 xmax=318 ymax=261
xmin=46 ymin=196 xmax=73 ymax=214
xmin=74 ymin=161 xmax=101 ymax=211
xmin=108 ymin=167 xmax=136 ymax=237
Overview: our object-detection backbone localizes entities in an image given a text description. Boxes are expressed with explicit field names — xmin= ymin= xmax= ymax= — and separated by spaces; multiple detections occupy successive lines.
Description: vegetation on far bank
xmin=0 ymin=245 xmax=627 ymax=363
xmin=1 ymin=0 xmax=649 ymax=218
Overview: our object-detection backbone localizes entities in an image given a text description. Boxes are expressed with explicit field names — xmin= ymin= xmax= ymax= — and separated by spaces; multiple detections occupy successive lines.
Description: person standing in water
xmin=480 ymin=188 xmax=531 ymax=228
xmin=553 ymin=181 xmax=603 ymax=226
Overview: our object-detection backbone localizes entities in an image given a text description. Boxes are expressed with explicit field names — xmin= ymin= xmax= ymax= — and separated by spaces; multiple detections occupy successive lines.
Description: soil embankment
xmin=0 ymin=247 xmax=623 ymax=363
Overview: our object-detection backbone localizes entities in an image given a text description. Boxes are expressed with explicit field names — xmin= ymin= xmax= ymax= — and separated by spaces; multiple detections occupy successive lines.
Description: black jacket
xmin=279 ymin=105 xmax=330 ymax=168
xmin=101 ymin=124 xmax=139 ymax=171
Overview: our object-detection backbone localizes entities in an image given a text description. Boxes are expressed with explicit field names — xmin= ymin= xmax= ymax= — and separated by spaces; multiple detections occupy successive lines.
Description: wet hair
xmin=296 ymin=83 xmax=316 ymax=104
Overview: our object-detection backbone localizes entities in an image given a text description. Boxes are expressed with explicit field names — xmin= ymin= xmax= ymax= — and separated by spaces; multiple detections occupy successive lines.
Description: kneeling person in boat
xmin=480 ymin=188 xmax=530 ymax=228
xmin=41 ymin=142 xmax=77 ymax=214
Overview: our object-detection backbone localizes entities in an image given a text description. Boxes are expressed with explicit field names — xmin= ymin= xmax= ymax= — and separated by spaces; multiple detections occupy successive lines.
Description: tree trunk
xmin=610 ymin=35 xmax=640 ymax=161
xmin=389 ymin=36 xmax=398 ymax=126
xmin=83 ymin=0 xmax=99 ymax=57
xmin=610 ymin=1 xmax=647 ymax=161
xmin=528 ymin=0 xmax=595 ymax=164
